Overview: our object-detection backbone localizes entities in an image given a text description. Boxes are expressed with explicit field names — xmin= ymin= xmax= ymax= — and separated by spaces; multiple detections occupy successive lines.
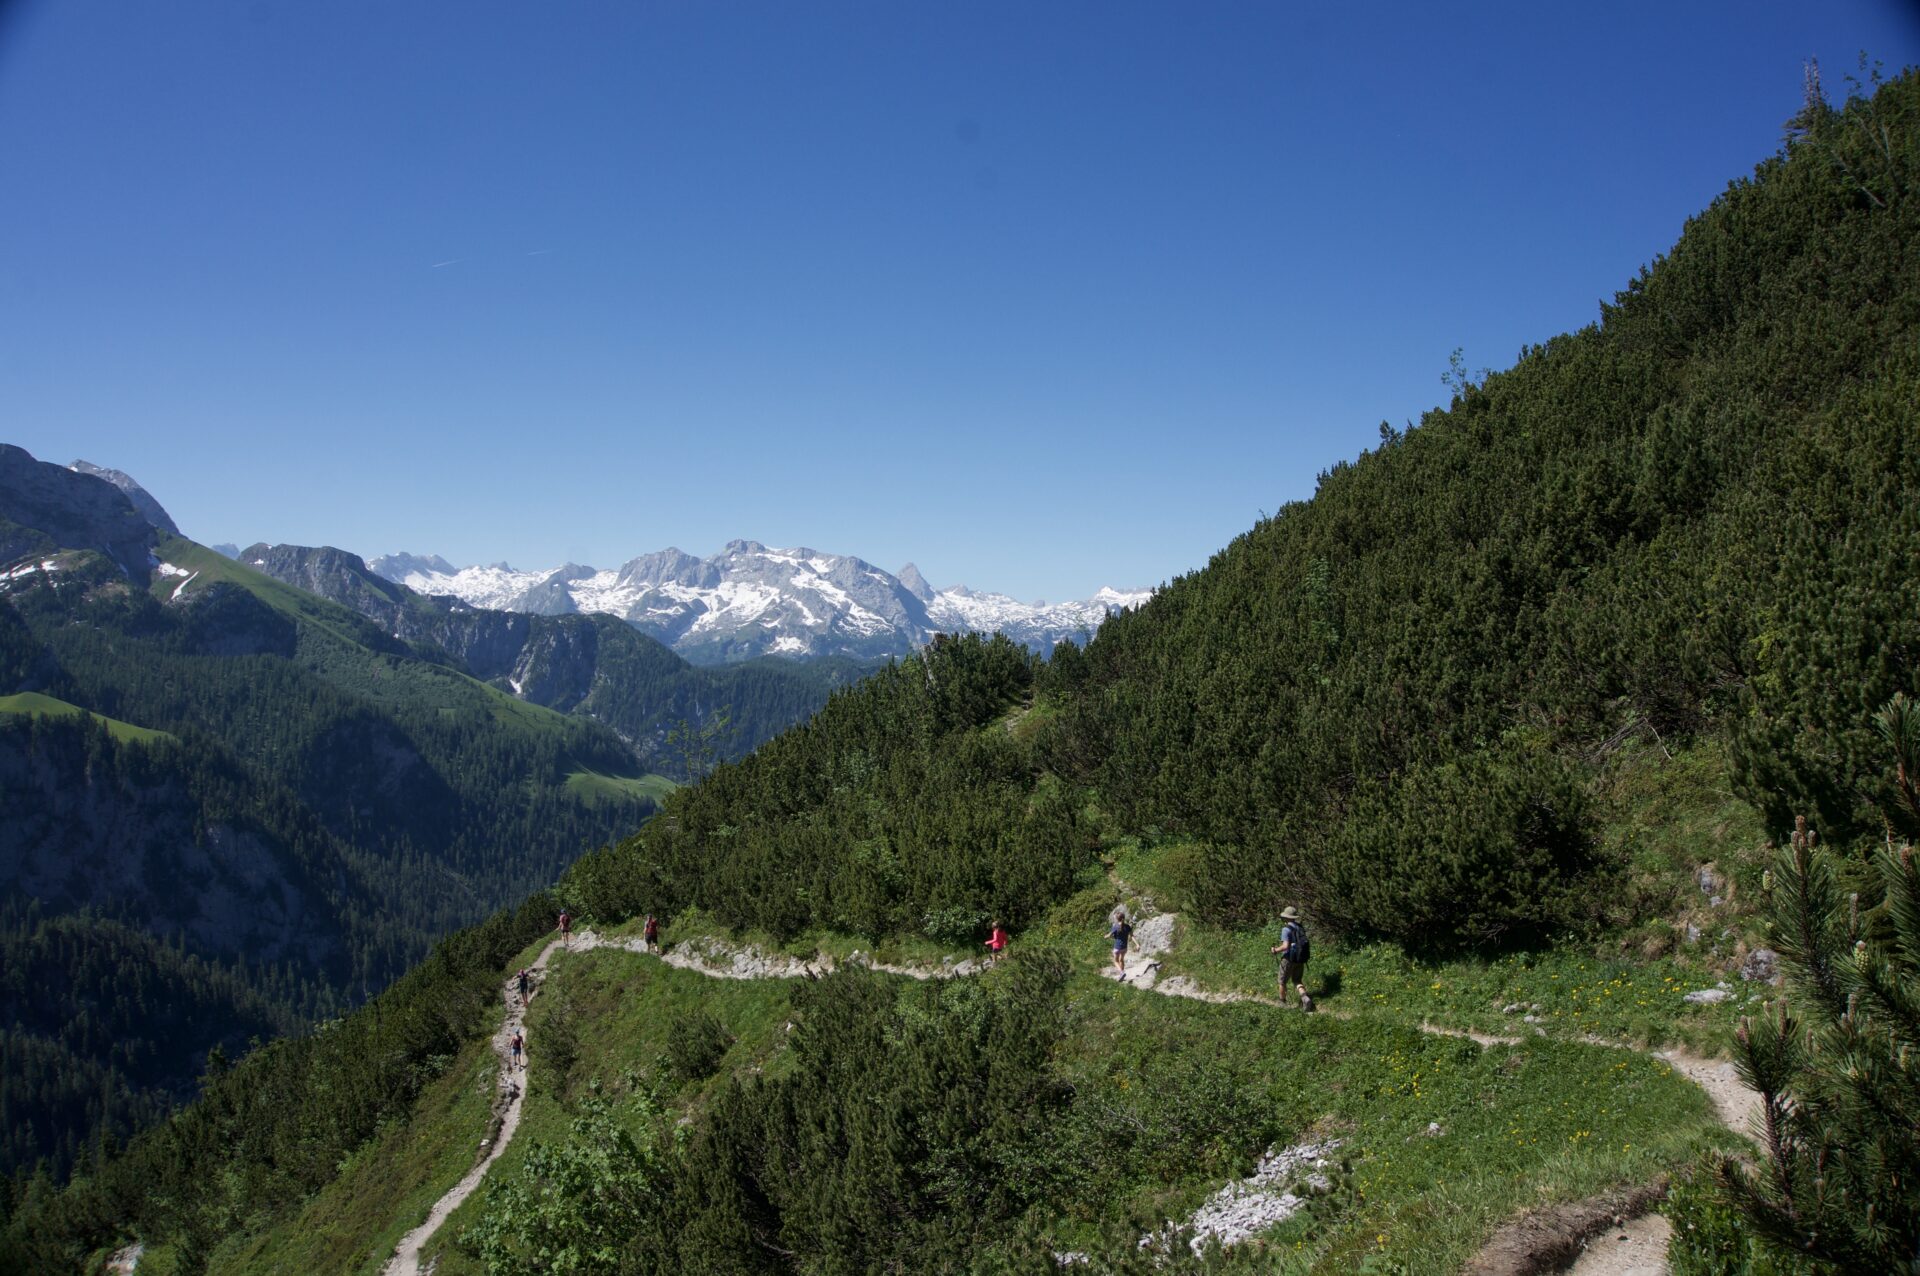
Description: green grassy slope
xmin=197 ymin=867 xmax=1738 ymax=1275
xmin=0 ymin=690 xmax=173 ymax=745
xmin=565 ymin=767 xmax=678 ymax=807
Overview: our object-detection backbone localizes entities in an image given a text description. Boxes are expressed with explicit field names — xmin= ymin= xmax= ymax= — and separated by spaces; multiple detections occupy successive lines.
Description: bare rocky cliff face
xmin=0 ymin=445 xmax=156 ymax=579
xmin=68 ymin=460 xmax=181 ymax=536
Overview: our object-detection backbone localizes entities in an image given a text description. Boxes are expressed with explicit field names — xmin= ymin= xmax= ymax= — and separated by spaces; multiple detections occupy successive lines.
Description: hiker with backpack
xmin=516 ymin=967 xmax=531 ymax=1007
xmin=1269 ymin=906 xmax=1313 ymax=1010
xmin=644 ymin=913 xmax=661 ymax=953
xmin=557 ymin=909 xmax=572 ymax=947
xmin=1109 ymin=906 xmax=1134 ymax=979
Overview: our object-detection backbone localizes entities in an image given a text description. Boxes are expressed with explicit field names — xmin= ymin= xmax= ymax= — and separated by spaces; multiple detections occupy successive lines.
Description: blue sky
xmin=3 ymin=2 xmax=1916 ymax=601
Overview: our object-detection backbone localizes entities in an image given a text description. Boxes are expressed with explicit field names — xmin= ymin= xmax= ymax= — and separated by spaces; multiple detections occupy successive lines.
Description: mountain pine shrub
xmin=1718 ymin=701 xmax=1920 ymax=1271
xmin=664 ymin=1009 xmax=732 ymax=1083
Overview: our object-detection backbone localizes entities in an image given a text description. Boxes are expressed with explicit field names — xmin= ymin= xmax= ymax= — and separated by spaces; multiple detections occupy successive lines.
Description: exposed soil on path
xmin=378 ymin=929 xmax=978 ymax=1273
xmin=1095 ymin=880 xmax=1755 ymax=1275
xmin=1462 ymin=1181 xmax=1670 ymax=1276
xmin=377 ymin=898 xmax=1754 ymax=1276
xmin=381 ymin=935 xmax=562 ymax=1276
xmin=1564 ymin=1213 xmax=1674 ymax=1276
xmin=1652 ymin=1049 xmax=1757 ymax=1135
xmin=577 ymin=928 xmax=987 ymax=980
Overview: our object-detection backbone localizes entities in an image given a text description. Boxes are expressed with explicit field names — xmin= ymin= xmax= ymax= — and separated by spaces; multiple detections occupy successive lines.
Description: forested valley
xmin=0 ymin=472 xmax=858 ymax=1189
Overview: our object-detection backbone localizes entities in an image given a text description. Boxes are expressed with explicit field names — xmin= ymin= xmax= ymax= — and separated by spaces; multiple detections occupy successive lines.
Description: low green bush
xmin=1666 ymin=1167 xmax=1817 ymax=1275
xmin=663 ymin=1010 xmax=732 ymax=1084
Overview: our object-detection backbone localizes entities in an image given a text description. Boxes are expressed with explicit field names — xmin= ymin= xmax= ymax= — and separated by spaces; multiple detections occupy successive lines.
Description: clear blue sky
xmin=4 ymin=2 xmax=1916 ymax=601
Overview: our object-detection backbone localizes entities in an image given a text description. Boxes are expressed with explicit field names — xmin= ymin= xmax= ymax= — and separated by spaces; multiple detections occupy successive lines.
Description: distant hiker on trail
xmin=516 ymin=967 xmax=531 ymax=1006
xmin=1109 ymin=907 xmax=1134 ymax=978
xmin=1269 ymin=907 xmax=1313 ymax=1011
xmin=510 ymin=1029 xmax=524 ymax=1070
xmin=557 ymin=909 xmax=572 ymax=947
xmin=644 ymin=913 xmax=660 ymax=953
xmin=986 ymin=919 xmax=1010 ymax=962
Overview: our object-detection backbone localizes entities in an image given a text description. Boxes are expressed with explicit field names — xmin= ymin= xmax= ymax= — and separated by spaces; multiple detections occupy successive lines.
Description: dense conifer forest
xmin=4 ymin=68 xmax=1915 ymax=1276
xmin=1 ymin=473 xmax=883 ymax=1187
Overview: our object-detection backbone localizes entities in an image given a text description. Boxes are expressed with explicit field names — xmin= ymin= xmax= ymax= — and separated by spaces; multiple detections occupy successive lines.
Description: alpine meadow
xmin=6 ymin=63 xmax=1920 ymax=1276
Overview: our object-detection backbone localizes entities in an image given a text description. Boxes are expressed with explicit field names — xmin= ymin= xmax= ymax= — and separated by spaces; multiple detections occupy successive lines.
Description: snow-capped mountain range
xmin=368 ymin=540 xmax=1149 ymax=664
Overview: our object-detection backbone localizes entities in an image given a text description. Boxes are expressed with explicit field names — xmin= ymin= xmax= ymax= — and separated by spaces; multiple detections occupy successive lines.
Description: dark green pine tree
xmin=1720 ymin=699 xmax=1920 ymax=1271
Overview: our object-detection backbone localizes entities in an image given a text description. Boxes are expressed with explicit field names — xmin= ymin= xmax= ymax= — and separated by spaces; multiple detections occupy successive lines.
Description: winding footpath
xmin=381 ymin=936 xmax=562 ymax=1276
xmin=378 ymin=901 xmax=1756 ymax=1276
xmin=1098 ymin=893 xmax=1756 ymax=1275
xmin=378 ymin=929 xmax=985 ymax=1275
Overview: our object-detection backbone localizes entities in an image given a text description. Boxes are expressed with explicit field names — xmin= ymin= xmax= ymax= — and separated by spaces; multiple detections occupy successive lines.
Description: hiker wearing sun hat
xmin=1268 ymin=906 xmax=1313 ymax=1011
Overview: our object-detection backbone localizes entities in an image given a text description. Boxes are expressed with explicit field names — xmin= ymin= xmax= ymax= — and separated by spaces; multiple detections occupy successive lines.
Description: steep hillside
xmin=569 ymin=63 xmax=1918 ymax=954
xmin=8 ymin=69 xmax=1917 ymax=1276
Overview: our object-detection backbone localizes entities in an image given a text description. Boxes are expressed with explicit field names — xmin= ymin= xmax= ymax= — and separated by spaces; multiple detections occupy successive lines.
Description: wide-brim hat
xmin=1280 ymin=907 xmax=1300 ymax=921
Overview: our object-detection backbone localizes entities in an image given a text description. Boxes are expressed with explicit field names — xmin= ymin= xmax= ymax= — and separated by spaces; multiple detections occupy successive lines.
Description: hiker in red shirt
xmin=644 ymin=913 xmax=660 ymax=953
xmin=985 ymin=919 xmax=1010 ymax=963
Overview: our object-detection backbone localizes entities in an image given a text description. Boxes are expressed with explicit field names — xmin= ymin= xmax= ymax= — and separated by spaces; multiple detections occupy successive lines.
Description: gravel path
xmin=1095 ymin=885 xmax=1754 ymax=1274
xmin=1654 ymin=1050 xmax=1757 ymax=1135
xmin=376 ymin=900 xmax=1753 ymax=1275
xmin=377 ymin=930 xmax=978 ymax=1273
xmin=1565 ymin=1213 xmax=1675 ymax=1275
xmin=381 ymin=935 xmax=562 ymax=1276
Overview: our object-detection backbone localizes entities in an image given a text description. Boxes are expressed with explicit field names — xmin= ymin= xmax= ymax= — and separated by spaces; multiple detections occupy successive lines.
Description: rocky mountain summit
xmin=371 ymin=540 xmax=1150 ymax=663
xmin=68 ymin=460 xmax=181 ymax=536
xmin=0 ymin=445 xmax=159 ymax=580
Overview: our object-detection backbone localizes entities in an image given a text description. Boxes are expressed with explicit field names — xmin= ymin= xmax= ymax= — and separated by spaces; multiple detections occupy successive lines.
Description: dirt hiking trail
xmin=1102 ymin=886 xmax=1756 ymax=1275
xmin=381 ymin=935 xmax=562 ymax=1276
xmin=377 ymin=928 xmax=982 ymax=1273
xmin=378 ymin=899 xmax=1755 ymax=1275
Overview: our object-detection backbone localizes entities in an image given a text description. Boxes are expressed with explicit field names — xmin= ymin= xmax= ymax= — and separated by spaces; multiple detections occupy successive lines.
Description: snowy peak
xmin=370 ymin=542 xmax=1147 ymax=664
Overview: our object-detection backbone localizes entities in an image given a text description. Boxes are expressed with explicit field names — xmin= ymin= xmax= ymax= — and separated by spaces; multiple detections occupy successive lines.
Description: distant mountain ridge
xmin=239 ymin=540 xmax=874 ymax=765
xmin=0 ymin=445 xmax=857 ymax=1182
xmin=369 ymin=541 xmax=1150 ymax=663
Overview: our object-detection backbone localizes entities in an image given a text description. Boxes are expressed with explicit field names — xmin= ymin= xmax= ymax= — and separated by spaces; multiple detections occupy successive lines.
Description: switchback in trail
xmin=377 ymin=928 xmax=984 ymax=1274
xmin=379 ymin=908 xmax=1755 ymax=1275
